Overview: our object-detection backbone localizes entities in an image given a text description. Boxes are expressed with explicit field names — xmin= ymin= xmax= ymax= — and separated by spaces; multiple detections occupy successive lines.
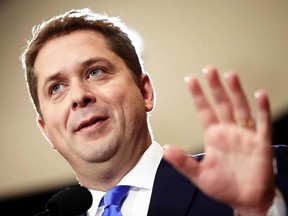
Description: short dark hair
xmin=21 ymin=8 xmax=143 ymax=117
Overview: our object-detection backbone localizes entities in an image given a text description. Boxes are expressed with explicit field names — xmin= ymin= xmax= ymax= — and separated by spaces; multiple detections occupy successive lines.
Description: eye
xmin=50 ymin=83 xmax=62 ymax=94
xmin=89 ymin=68 xmax=105 ymax=78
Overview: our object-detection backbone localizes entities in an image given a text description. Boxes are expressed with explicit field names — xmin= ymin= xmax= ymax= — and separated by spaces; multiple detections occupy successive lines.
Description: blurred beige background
xmin=0 ymin=0 xmax=287 ymax=199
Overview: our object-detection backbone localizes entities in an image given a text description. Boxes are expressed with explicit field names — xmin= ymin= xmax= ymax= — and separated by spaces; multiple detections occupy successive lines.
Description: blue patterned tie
xmin=99 ymin=185 xmax=130 ymax=216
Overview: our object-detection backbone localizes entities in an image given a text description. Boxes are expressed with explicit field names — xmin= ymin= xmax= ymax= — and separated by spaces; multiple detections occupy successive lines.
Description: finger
xmin=224 ymin=72 xmax=254 ymax=129
xmin=255 ymin=90 xmax=272 ymax=142
xmin=163 ymin=146 xmax=200 ymax=185
xmin=186 ymin=74 xmax=218 ymax=129
xmin=203 ymin=66 xmax=234 ymax=123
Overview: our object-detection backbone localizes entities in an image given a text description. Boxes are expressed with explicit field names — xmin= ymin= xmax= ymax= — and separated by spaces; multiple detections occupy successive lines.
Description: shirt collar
xmin=118 ymin=141 xmax=163 ymax=190
xmin=87 ymin=142 xmax=163 ymax=215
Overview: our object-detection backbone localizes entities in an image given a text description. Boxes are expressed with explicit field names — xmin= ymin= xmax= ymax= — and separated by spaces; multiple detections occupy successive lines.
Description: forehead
xmin=35 ymin=30 xmax=113 ymax=71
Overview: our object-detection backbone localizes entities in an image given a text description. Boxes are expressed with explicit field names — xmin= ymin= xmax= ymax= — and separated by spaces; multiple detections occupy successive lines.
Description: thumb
xmin=163 ymin=146 xmax=200 ymax=184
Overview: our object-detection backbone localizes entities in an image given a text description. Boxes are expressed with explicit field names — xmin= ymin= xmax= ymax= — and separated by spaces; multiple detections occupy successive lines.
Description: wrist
xmin=234 ymin=188 xmax=287 ymax=216
xmin=234 ymin=205 xmax=271 ymax=216
xmin=234 ymin=190 xmax=275 ymax=216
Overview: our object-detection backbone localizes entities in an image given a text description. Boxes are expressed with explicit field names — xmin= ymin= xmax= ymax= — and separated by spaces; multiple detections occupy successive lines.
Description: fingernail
xmin=223 ymin=72 xmax=229 ymax=79
xmin=254 ymin=91 xmax=260 ymax=98
xmin=202 ymin=67 xmax=209 ymax=74
xmin=184 ymin=76 xmax=190 ymax=82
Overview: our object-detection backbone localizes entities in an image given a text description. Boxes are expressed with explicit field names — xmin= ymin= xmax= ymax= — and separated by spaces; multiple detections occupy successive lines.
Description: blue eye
xmin=51 ymin=83 xmax=61 ymax=94
xmin=89 ymin=68 xmax=104 ymax=77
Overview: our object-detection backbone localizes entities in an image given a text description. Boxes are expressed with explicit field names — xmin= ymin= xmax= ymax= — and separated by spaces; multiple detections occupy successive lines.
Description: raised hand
xmin=164 ymin=66 xmax=275 ymax=215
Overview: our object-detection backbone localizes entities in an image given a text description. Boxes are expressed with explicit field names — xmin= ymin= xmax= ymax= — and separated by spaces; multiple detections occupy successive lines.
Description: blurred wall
xmin=0 ymin=0 xmax=287 ymax=199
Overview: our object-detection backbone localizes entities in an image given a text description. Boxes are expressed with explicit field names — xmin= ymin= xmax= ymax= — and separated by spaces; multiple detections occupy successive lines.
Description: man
xmin=21 ymin=8 xmax=287 ymax=216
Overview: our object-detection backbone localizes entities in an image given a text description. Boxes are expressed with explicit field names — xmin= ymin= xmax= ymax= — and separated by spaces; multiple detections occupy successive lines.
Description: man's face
xmin=34 ymin=30 xmax=154 ymax=167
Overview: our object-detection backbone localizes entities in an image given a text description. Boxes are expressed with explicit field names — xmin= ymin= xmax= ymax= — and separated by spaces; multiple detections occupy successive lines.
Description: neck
xmin=75 ymin=133 xmax=153 ymax=191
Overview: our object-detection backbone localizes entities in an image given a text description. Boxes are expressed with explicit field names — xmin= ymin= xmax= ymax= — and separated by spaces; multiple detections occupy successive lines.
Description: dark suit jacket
xmin=82 ymin=145 xmax=288 ymax=216
xmin=148 ymin=145 xmax=288 ymax=216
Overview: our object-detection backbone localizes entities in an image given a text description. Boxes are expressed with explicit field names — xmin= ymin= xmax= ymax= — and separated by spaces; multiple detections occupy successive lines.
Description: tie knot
xmin=100 ymin=185 xmax=130 ymax=208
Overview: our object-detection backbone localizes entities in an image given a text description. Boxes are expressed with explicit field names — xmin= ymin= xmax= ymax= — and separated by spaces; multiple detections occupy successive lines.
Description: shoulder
xmin=191 ymin=145 xmax=288 ymax=161
xmin=272 ymin=145 xmax=288 ymax=173
xmin=272 ymin=144 xmax=288 ymax=153
xmin=271 ymin=145 xmax=288 ymax=206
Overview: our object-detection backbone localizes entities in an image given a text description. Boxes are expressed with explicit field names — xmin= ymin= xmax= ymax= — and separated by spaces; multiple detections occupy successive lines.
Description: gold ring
xmin=236 ymin=119 xmax=254 ymax=129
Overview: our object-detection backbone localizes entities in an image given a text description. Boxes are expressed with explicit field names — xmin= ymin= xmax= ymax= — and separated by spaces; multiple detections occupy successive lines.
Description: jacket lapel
xmin=147 ymin=159 xmax=198 ymax=216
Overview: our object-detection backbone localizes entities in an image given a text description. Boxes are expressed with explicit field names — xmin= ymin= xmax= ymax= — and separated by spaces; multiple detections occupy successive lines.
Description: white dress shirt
xmin=87 ymin=141 xmax=163 ymax=216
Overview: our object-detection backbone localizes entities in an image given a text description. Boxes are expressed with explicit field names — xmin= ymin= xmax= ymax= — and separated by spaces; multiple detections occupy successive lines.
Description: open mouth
xmin=77 ymin=116 xmax=107 ymax=132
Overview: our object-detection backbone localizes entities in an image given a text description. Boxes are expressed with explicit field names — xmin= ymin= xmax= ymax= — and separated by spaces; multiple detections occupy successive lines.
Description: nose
xmin=70 ymin=81 xmax=96 ymax=110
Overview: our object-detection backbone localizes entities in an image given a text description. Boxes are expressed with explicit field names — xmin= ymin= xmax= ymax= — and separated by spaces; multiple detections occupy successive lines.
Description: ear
xmin=140 ymin=73 xmax=155 ymax=112
xmin=37 ymin=116 xmax=56 ymax=149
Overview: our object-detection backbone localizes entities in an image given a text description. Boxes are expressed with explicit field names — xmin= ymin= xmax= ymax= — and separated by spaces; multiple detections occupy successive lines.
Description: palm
xmin=198 ymin=125 xmax=273 ymax=207
xmin=164 ymin=66 xmax=275 ymax=215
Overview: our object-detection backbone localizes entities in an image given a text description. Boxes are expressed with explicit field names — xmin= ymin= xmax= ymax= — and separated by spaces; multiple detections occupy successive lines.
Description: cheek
xmin=109 ymin=84 xmax=143 ymax=107
xmin=41 ymin=104 xmax=69 ymax=142
xmin=99 ymin=85 xmax=142 ymax=127
xmin=117 ymin=87 xmax=146 ymax=122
